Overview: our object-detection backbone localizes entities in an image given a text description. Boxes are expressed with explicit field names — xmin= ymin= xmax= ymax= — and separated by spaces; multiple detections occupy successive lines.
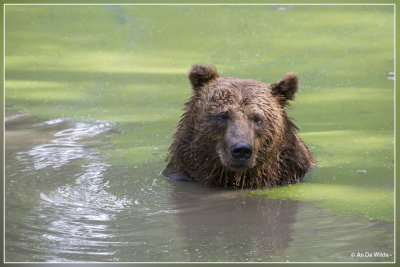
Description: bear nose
xmin=231 ymin=142 xmax=252 ymax=160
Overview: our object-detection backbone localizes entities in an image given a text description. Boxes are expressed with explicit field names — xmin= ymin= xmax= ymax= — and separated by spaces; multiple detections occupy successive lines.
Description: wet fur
xmin=164 ymin=65 xmax=315 ymax=189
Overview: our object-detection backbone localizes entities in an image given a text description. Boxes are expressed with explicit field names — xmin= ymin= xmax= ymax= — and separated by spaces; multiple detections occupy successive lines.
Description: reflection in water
xmin=5 ymin=111 xmax=394 ymax=262
xmin=169 ymin=184 xmax=298 ymax=262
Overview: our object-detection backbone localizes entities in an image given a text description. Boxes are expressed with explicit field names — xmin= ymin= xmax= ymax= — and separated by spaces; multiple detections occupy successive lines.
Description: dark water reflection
xmin=169 ymin=186 xmax=298 ymax=262
xmin=5 ymin=111 xmax=394 ymax=262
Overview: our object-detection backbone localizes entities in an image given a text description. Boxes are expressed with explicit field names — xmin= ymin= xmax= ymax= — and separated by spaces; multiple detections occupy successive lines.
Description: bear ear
xmin=270 ymin=72 xmax=299 ymax=105
xmin=188 ymin=64 xmax=219 ymax=90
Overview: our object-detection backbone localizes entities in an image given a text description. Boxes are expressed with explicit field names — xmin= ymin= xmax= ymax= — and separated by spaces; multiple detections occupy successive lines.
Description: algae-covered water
xmin=5 ymin=4 xmax=394 ymax=262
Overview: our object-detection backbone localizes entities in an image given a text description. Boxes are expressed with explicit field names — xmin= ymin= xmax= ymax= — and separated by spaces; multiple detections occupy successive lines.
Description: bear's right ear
xmin=188 ymin=64 xmax=219 ymax=90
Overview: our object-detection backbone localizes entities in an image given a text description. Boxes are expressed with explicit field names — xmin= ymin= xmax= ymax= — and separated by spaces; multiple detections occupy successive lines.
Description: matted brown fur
xmin=164 ymin=64 xmax=315 ymax=188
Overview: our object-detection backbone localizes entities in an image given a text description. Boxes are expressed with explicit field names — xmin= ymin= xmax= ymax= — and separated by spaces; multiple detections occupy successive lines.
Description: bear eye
xmin=219 ymin=113 xmax=229 ymax=121
xmin=253 ymin=114 xmax=263 ymax=125
xmin=216 ymin=113 xmax=229 ymax=123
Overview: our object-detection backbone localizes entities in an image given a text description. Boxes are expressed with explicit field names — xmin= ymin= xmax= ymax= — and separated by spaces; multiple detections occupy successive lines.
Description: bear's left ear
xmin=188 ymin=64 xmax=219 ymax=91
xmin=270 ymin=72 xmax=299 ymax=106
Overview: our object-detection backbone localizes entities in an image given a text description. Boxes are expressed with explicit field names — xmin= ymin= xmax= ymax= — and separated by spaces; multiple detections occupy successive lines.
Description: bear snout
xmin=226 ymin=142 xmax=255 ymax=171
xmin=231 ymin=142 xmax=252 ymax=161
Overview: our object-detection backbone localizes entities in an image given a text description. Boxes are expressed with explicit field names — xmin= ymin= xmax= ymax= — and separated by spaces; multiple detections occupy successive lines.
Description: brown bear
xmin=164 ymin=64 xmax=315 ymax=188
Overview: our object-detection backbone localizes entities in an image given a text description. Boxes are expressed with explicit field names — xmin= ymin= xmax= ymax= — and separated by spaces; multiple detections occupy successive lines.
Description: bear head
xmin=165 ymin=64 xmax=314 ymax=188
xmin=187 ymin=64 xmax=298 ymax=172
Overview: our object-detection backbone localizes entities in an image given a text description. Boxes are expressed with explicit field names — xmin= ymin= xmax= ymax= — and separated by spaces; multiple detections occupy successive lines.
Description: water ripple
xmin=13 ymin=117 xmax=132 ymax=261
xmin=16 ymin=119 xmax=114 ymax=170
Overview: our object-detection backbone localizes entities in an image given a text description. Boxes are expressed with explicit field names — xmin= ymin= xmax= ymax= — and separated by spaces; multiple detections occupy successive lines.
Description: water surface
xmin=5 ymin=111 xmax=394 ymax=262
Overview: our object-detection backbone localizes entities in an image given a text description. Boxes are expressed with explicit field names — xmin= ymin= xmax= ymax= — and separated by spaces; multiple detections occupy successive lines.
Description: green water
xmin=5 ymin=4 xmax=394 ymax=262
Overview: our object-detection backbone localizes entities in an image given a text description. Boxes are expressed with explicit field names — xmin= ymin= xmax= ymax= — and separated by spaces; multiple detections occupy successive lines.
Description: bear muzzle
xmin=228 ymin=142 xmax=254 ymax=171
xmin=231 ymin=142 xmax=252 ymax=160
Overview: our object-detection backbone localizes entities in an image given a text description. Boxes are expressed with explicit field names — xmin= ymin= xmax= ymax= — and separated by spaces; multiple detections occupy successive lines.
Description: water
xmin=4 ymin=5 xmax=394 ymax=262
xmin=5 ymin=111 xmax=394 ymax=262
